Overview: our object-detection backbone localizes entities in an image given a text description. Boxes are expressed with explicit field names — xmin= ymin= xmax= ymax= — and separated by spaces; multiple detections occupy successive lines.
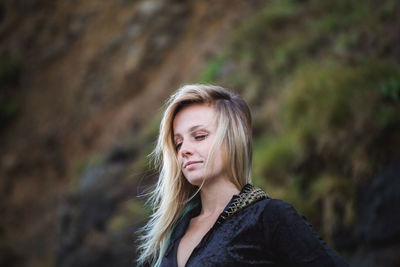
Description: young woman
xmin=137 ymin=84 xmax=348 ymax=267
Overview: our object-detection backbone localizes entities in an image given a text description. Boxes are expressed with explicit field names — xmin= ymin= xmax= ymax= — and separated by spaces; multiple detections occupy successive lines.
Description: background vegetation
xmin=0 ymin=0 xmax=399 ymax=266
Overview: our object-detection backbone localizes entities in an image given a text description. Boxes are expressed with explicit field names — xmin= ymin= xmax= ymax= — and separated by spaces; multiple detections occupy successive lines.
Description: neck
xmin=199 ymin=178 xmax=240 ymax=216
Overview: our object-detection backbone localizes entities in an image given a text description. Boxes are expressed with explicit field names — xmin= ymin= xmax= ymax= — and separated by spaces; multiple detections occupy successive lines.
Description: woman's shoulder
xmin=235 ymin=187 xmax=349 ymax=266
xmin=260 ymin=197 xmax=298 ymax=213
xmin=258 ymin=197 xmax=291 ymax=208
xmin=240 ymin=195 xmax=312 ymax=236
xmin=257 ymin=198 xmax=349 ymax=266
xmin=234 ymin=184 xmax=299 ymax=220
xmin=257 ymin=197 xmax=307 ymax=225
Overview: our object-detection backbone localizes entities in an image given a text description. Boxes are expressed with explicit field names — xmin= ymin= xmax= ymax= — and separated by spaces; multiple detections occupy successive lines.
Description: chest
xmin=172 ymin=206 xmax=275 ymax=267
xmin=184 ymin=215 xmax=273 ymax=267
xmin=177 ymin=215 xmax=219 ymax=267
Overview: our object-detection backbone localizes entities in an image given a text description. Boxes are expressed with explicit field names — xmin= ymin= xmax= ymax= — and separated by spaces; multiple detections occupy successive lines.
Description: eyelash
xmin=175 ymin=134 xmax=208 ymax=151
xmin=195 ymin=134 xmax=208 ymax=140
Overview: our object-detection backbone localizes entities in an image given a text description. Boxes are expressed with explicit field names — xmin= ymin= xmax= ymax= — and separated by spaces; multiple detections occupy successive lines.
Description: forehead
xmin=173 ymin=104 xmax=217 ymax=135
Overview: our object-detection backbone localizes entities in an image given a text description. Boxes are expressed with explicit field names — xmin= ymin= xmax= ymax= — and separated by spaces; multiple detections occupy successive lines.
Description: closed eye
xmin=175 ymin=134 xmax=208 ymax=152
xmin=195 ymin=134 xmax=208 ymax=140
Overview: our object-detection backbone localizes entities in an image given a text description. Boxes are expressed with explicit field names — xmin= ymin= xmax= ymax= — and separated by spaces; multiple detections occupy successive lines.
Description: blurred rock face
xmin=358 ymin=162 xmax=400 ymax=244
xmin=350 ymin=162 xmax=400 ymax=267
xmin=1 ymin=0 xmax=400 ymax=266
xmin=56 ymin=146 xmax=139 ymax=267
xmin=0 ymin=0 xmax=258 ymax=266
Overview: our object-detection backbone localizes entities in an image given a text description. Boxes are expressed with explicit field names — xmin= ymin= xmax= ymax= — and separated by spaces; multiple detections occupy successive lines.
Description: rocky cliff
xmin=0 ymin=0 xmax=260 ymax=266
xmin=1 ymin=0 xmax=399 ymax=266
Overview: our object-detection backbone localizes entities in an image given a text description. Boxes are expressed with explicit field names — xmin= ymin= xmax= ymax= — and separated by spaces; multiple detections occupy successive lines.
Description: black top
xmin=159 ymin=184 xmax=348 ymax=267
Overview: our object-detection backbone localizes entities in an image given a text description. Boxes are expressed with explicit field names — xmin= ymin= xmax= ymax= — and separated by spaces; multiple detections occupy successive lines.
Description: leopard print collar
xmin=216 ymin=184 xmax=267 ymax=224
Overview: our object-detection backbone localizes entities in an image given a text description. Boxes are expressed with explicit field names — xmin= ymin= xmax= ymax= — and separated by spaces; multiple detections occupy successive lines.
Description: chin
xmin=185 ymin=176 xmax=204 ymax=187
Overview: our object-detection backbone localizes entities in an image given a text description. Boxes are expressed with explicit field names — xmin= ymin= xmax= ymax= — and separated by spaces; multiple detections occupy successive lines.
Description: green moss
xmin=376 ymin=105 xmax=399 ymax=127
xmin=233 ymin=0 xmax=300 ymax=40
xmin=379 ymin=77 xmax=400 ymax=102
xmin=283 ymin=63 xmax=357 ymax=131
xmin=283 ymin=61 xmax=400 ymax=136
xmin=333 ymin=31 xmax=361 ymax=56
xmin=196 ymin=56 xmax=224 ymax=84
xmin=308 ymin=0 xmax=374 ymax=27
xmin=269 ymin=36 xmax=310 ymax=75
xmin=253 ymin=130 xmax=303 ymax=187
xmin=309 ymin=174 xmax=350 ymax=201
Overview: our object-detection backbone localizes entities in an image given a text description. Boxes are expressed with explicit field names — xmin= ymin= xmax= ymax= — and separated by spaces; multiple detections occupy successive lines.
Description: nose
xmin=179 ymin=140 xmax=193 ymax=158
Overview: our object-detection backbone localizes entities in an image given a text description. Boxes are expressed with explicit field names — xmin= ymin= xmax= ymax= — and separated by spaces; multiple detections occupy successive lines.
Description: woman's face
xmin=173 ymin=103 xmax=226 ymax=186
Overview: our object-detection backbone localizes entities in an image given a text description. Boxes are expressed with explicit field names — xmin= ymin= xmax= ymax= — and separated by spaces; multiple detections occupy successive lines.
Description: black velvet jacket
xmin=159 ymin=184 xmax=348 ymax=267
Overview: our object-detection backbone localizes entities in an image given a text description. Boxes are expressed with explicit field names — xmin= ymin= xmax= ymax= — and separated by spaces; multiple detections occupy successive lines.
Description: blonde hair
xmin=137 ymin=84 xmax=253 ymax=266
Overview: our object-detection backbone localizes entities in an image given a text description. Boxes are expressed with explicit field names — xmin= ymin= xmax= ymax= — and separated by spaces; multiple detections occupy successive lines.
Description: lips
xmin=184 ymin=161 xmax=203 ymax=168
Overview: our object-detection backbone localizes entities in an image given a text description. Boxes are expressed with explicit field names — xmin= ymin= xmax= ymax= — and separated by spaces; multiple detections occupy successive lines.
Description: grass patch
xmin=196 ymin=56 xmax=224 ymax=84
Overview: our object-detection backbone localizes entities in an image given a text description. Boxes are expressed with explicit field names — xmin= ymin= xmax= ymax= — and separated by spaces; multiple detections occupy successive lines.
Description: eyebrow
xmin=173 ymin=125 xmax=207 ymax=138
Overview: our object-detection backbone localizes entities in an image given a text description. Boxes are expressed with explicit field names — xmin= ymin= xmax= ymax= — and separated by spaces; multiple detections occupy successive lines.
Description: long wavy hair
xmin=137 ymin=84 xmax=253 ymax=266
